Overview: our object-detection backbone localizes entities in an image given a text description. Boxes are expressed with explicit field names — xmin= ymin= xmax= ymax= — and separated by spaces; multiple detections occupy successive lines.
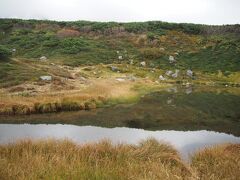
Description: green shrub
xmin=0 ymin=45 xmax=11 ymax=59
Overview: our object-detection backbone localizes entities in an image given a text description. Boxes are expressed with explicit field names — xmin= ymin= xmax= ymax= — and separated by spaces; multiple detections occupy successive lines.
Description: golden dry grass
xmin=0 ymin=139 xmax=194 ymax=180
xmin=192 ymin=144 xmax=240 ymax=180
xmin=0 ymin=77 xmax=169 ymax=115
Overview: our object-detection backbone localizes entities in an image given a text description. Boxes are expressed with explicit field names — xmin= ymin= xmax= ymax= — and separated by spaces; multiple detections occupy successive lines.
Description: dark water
xmin=0 ymin=86 xmax=240 ymax=158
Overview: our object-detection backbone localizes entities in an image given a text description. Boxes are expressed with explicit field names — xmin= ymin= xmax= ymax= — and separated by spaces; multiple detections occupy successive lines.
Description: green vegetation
xmin=0 ymin=18 xmax=239 ymax=71
xmin=0 ymin=45 xmax=11 ymax=59
xmin=0 ymin=139 xmax=239 ymax=179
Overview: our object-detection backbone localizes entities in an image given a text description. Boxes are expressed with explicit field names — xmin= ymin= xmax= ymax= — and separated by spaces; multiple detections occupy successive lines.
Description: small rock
xmin=169 ymin=56 xmax=176 ymax=63
xmin=39 ymin=56 xmax=47 ymax=61
xmin=165 ymin=70 xmax=173 ymax=76
xmin=116 ymin=51 xmax=120 ymax=54
xmin=159 ymin=47 xmax=165 ymax=51
xmin=159 ymin=75 xmax=166 ymax=81
xmin=129 ymin=59 xmax=134 ymax=65
xmin=118 ymin=56 xmax=123 ymax=60
xmin=116 ymin=78 xmax=125 ymax=82
xmin=40 ymin=76 xmax=52 ymax=81
xmin=172 ymin=70 xmax=180 ymax=78
xmin=140 ymin=61 xmax=146 ymax=67
xmin=174 ymin=52 xmax=179 ymax=56
xmin=12 ymin=48 xmax=16 ymax=52
xmin=186 ymin=70 xmax=193 ymax=77
xmin=110 ymin=66 xmax=119 ymax=72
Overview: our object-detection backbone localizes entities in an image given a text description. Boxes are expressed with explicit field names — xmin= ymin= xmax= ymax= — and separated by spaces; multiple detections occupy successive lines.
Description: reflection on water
xmin=0 ymin=86 xmax=240 ymax=136
xmin=0 ymin=124 xmax=239 ymax=160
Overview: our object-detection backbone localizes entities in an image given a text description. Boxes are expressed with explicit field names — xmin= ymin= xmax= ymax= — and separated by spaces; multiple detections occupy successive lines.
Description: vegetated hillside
xmin=0 ymin=19 xmax=239 ymax=71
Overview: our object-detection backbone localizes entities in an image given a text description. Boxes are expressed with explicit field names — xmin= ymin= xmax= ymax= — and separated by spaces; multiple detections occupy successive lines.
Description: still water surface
xmin=0 ymin=124 xmax=240 ymax=160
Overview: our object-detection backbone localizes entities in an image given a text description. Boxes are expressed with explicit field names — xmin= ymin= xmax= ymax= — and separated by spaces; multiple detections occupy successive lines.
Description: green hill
xmin=0 ymin=18 xmax=240 ymax=87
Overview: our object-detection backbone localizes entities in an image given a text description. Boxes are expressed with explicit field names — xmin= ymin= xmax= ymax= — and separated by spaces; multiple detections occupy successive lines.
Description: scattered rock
xmin=140 ymin=61 xmax=146 ymax=67
xmin=165 ymin=70 xmax=173 ymax=76
xmin=159 ymin=75 xmax=166 ymax=81
xmin=12 ymin=48 xmax=16 ymax=52
xmin=110 ymin=66 xmax=119 ymax=72
xmin=118 ymin=55 xmax=123 ymax=60
xmin=116 ymin=51 xmax=120 ymax=54
xmin=116 ymin=78 xmax=125 ymax=82
xmin=169 ymin=56 xmax=176 ymax=63
xmin=129 ymin=59 xmax=134 ymax=65
xmin=174 ymin=52 xmax=179 ymax=56
xmin=172 ymin=70 xmax=180 ymax=78
xmin=186 ymin=70 xmax=193 ymax=77
xmin=40 ymin=76 xmax=52 ymax=81
xmin=159 ymin=47 xmax=165 ymax=51
xmin=39 ymin=56 xmax=47 ymax=61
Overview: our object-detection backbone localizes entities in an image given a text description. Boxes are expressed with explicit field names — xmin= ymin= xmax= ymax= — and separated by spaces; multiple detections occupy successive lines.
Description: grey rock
xmin=39 ymin=56 xmax=47 ymax=61
xmin=169 ymin=56 xmax=176 ymax=63
xmin=118 ymin=55 xmax=123 ymax=60
xmin=159 ymin=75 xmax=166 ymax=81
xmin=171 ymin=70 xmax=180 ymax=78
xmin=110 ymin=66 xmax=119 ymax=72
xmin=165 ymin=70 xmax=173 ymax=76
xmin=186 ymin=70 xmax=193 ymax=77
xmin=40 ymin=76 xmax=52 ymax=81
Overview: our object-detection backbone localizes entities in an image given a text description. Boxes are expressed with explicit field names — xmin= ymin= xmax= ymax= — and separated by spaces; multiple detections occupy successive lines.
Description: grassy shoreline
xmin=0 ymin=139 xmax=239 ymax=179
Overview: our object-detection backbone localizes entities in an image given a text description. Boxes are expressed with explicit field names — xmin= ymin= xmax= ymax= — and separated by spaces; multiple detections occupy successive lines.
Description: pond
xmin=0 ymin=124 xmax=240 ymax=160
xmin=0 ymin=85 xmax=240 ymax=159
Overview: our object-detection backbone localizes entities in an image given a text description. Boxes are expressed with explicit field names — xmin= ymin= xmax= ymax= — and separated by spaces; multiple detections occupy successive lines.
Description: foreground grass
xmin=0 ymin=139 xmax=193 ymax=180
xmin=0 ymin=139 xmax=239 ymax=180
xmin=192 ymin=144 xmax=240 ymax=180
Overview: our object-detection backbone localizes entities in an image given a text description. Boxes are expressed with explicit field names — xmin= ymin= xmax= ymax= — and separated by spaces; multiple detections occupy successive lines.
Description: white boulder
xmin=140 ymin=61 xmax=146 ymax=67
xmin=159 ymin=75 xmax=166 ymax=81
xmin=118 ymin=56 xmax=123 ymax=60
xmin=39 ymin=56 xmax=47 ymax=61
xmin=40 ymin=76 xmax=52 ymax=81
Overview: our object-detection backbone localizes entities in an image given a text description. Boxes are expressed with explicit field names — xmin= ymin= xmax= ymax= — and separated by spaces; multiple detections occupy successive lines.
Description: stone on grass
xmin=172 ymin=70 xmax=180 ymax=78
xmin=116 ymin=78 xmax=125 ymax=82
xmin=165 ymin=70 xmax=173 ymax=76
xmin=40 ymin=76 xmax=52 ymax=81
xmin=159 ymin=75 xmax=166 ymax=81
xmin=118 ymin=56 xmax=123 ymax=60
xmin=140 ymin=61 xmax=146 ymax=67
xmin=169 ymin=56 xmax=176 ymax=63
xmin=39 ymin=56 xmax=47 ymax=61
xmin=110 ymin=66 xmax=119 ymax=72
xmin=186 ymin=70 xmax=193 ymax=77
